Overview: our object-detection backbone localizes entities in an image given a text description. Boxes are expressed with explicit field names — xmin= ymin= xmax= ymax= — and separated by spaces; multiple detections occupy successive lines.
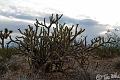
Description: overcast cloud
xmin=0 ymin=0 xmax=120 ymax=41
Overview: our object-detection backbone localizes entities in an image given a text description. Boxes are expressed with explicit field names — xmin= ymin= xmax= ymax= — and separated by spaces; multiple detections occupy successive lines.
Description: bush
xmin=0 ymin=48 xmax=17 ymax=59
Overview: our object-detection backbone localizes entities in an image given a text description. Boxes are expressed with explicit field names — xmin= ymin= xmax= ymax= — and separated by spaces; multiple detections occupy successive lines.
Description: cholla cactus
xmin=0 ymin=28 xmax=12 ymax=49
xmin=8 ymin=14 xmax=111 ymax=74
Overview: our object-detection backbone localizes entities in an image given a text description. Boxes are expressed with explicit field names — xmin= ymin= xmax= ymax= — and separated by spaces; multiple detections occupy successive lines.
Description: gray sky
xmin=0 ymin=0 xmax=120 ymax=40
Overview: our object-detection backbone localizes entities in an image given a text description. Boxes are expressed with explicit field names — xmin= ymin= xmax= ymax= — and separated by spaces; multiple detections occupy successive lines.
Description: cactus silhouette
xmin=0 ymin=28 xmax=12 ymax=49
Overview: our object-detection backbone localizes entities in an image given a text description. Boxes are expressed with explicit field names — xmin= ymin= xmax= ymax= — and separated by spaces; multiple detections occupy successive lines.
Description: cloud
xmin=0 ymin=0 xmax=117 ymax=41
xmin=60 ymin=15 xmax=112 ymax=39
xmin=0 ymin=6 xmax=42 ymax=21
xmin=0 ymin=12 xmax=111 ymax=41
xmin=1 ymin=0 xmax=120 ymax=25
xmin=60 ymin=16 xmax=99 ymax=26
xmin=0 ymin=16 xmax=32 ymax=32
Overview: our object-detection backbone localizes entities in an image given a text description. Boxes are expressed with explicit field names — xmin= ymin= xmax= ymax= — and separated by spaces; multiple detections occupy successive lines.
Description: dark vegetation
xmin=0 ymin=14 xmax=120 ymax=80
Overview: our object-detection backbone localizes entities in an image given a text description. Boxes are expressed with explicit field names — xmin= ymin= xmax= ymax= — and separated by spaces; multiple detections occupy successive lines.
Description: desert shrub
xmin=0 ymin=48 xmax=18 ymax=75
xmin=94 ymin=44 xmax=117 ymax=58
xmin=94 ymin=29 xmax=120 ymax=58
xmin=95 ymin=46 xmax=114 ymax=58
xmin=0 ymin=48 xmax=17 ymax=59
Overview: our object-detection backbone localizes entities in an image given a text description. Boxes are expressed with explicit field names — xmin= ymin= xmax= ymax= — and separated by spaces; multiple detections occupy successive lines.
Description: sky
xmin=0 ymin=0 xmax=120 ymax=41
